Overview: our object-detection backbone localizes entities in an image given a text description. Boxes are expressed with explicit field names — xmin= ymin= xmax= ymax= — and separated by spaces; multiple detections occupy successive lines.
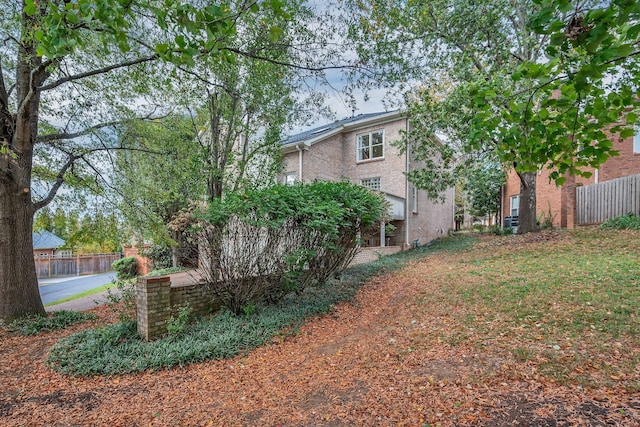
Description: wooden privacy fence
xmin=576 ymin=173 xmax=640 ymax=225
xmin=34 ymin=253 xmax=121 ymax=279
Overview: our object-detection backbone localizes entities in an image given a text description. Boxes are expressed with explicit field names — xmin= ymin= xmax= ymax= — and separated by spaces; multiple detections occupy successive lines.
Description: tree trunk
xmin=517 ymin=171 xmax=537 ymax=234
xmin=0 ymin=186 xmax=46 ymax=319
xmin=0 ymin=12 xmax=48 ymax=319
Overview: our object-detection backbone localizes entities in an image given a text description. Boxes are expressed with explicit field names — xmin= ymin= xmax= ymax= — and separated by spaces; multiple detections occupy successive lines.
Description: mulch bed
xmin=1 ymin=231 xmax=638 ymax=426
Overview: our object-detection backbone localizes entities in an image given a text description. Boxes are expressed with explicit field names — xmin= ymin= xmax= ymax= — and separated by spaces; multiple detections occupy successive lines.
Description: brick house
xmin=502 ymin=125 xmax=640 ymax=229
xmin=280 ymin=111 xmax=455 ymax=252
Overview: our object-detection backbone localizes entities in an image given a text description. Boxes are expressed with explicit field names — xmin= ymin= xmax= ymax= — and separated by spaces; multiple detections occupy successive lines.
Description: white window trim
xmin=356 ymin=129 xmax=385 ymax=162
xmin=510 ymin=195 xmax=520 ymax=217
xmin=284 ymin=172 xmax=296 ymax=185
xmin=634 ymin=125 xmax=640 ymax=154
xmin=411 ymin=187 xmax=418 ymax=214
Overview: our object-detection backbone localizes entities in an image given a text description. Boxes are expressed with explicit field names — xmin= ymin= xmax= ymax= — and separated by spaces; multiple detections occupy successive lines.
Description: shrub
xmin=47 ymin=234 xmax=478 ymax=376
xmin=5 ymin=310 xmax=97 ymax=335
xmin=112 ymin=256 xmax=138 ymax=280
xmin=601 ymin=212 xmax=640 ymax=230
xmin=186 ymin=181 xmax=388 ymax=315
xmin=166 ymin=304 xmax=193 ymax=336
xmin=105 ymin=278 xmax=137 ymax=321
xmin=143 ymin=244 xmax=173 ymax=270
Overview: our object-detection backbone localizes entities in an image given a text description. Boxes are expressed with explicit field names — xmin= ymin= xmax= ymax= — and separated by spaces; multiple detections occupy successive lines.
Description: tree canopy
xmin=0 ymin=0 xmax=341 ymax=319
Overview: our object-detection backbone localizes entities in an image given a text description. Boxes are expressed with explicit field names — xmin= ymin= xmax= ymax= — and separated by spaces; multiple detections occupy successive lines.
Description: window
xmin=360 ymin=177 xmax=381 ymax=191
xmin=411 ymin=187 xmax=418 ymax=213
xmin=634 ymin=126 xmax=640 ymax=153
xmin=510 ymin=195 xmax=520 ymax=217
xmin=357 ymin=130 xmax=384 ymax=161
xmin=284 ymin=172 xmax=296 ymax=185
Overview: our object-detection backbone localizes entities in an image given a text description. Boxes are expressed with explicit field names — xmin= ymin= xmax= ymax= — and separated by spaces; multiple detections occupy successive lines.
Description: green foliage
xmin=4 ymin=310 xmax=97 ymax=336
xmin=537 ymin=205 xmax=556 ymax=230
xmin=464 ymin=158 xmax=506 ymax=219
xmin=105 ymin=279 xmax=137 ymax=322
xmin=493 ymin=225 xmax=514 ymax=236
xmin=345 ymin=0 xmax=639 ymax=234
xmin=33 ymin=207 xmax=122 ymax=253
xmin=166 ymin=305 xmax=193 ymax=337
xmin=146 ymin=267 xmax=184 ymax=277
xmin=112 ymin=257 xmax=138 ymax=281
xmin=47 ymin=234 xmax=475 ymax=375
xmin=601 ymin=213 xmax=640 ymax=230
xmin=143 ymin=244 xmax=173 ymax=270
xmin=192 ymin=181 xmax=388 ymax=314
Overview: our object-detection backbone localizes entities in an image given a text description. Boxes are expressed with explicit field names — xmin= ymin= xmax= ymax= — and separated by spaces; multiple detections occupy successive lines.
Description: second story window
xmin=634 ymin=125 xmax=640 ymax=153
xmin=357 ymin=130 xmax=384 ymax=161
xmin=360 ymin=177 xmax=381 ymax=191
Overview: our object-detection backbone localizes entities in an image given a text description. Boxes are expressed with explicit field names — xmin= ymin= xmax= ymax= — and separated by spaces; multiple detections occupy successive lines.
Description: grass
xmin=44 ymin=282 xmax=117 ymax=307
xmin=414 ymin=227 xmax=640 ymax=390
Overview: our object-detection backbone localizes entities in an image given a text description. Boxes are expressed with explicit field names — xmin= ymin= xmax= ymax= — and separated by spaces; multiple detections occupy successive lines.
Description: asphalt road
xmin=38 ymin=272 xmax=117 ymax=305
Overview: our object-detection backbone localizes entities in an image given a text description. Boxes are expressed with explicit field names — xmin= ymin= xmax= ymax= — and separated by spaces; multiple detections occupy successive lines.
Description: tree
xmin=466 ymin=1 xmax=640 ymax=232
xmin=345 ymin=0 xmax=633 ymax=234
xmin=113 ymin=115 xmax=203 ymax=260
xmin=0 ymin=0 xmax=322 ymax=319
xmin=464 ymin=158 xmax=506 ymax=223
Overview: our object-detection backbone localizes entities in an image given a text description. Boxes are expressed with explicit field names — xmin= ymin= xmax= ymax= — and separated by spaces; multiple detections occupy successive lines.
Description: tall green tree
xmin=0 ymin=0 xmax=324 ymax=319
xmin=464 ymin=158 xmax=506 ymax=222
xmin=112 ymin=114 xmax=202 ymax=265
xmin=345 ymin=0 xmax=632 ymax=234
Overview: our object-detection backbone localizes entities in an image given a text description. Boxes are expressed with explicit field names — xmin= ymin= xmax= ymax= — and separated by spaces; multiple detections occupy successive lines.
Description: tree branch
xmin=221 ymin=47 xmax=353 ymax=72
xmin=39 ymin=54 xmax=158 ymax=92
xmin=37 ymin=120 xmax=122 ymax=143
xmin=33 ymin=153 xmax=79 ymax=211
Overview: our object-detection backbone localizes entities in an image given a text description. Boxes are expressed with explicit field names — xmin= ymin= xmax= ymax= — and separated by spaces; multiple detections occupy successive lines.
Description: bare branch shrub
xmin=182 ymin=182 xmax=387 ymax=315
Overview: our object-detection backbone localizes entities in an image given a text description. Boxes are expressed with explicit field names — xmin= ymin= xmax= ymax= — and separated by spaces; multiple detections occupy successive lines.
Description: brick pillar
xmin=136 ymin=276 xmax=171 ymax=341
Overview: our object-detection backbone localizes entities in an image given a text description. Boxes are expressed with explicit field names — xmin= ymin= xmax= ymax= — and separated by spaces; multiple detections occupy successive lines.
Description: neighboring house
xmin=32 ymin=230 xmax=67 ymax=257
xmin=280 ymin=111 xmax=455 ymax=250
xmin=502 ymin=124 xmax=640 ymax=229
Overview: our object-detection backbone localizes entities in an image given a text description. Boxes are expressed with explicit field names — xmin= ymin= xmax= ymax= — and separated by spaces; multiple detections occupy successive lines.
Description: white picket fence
xmin=576 ymin=174 xmax=640 ymax=225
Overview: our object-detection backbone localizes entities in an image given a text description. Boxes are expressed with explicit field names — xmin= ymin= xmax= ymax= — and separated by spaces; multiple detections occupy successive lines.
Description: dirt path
xmin=1 ymin=232 xmax=638 ymax=426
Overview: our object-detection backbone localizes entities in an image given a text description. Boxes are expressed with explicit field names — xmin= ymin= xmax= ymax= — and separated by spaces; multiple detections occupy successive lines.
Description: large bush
xmin=188 ymin=181 xmax=387 ymax=314
xmin=112 ymin=256 xmax=138 ymax=280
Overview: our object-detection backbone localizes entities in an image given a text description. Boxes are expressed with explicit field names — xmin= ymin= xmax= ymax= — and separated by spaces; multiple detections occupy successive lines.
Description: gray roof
xmin=282 ymin=111 xmax=399 ymax=146
xmin=33 ymin=231 xmax=66 ymax=250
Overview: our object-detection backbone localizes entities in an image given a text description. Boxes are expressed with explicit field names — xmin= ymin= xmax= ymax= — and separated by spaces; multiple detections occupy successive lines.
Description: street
xmin=38 ymin=272 xmax=117 ymax=305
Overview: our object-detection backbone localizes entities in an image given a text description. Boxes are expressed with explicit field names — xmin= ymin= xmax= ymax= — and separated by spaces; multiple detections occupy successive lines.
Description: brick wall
xmin=281 ymin=117 xmax=455 ymax=246
xmin=503 ymin=130 xmax=640 ymax=228
xmin=136 ymin=276 xmax=221 ymax=341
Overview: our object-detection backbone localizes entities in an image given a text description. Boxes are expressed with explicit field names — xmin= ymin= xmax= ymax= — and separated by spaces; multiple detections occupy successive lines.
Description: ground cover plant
xmin=1 ymin=310 xmax=97 ymax=336
xmin=47 ymin=236 xmax=440 ymax=376
xmin=1 ymin=227 xmax=638 ymax=426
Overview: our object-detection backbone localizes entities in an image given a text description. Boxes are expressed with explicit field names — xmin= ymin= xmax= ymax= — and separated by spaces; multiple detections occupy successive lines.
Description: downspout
xmin=500 ymin=184 xmax=505 ymax=228
xmin=405 ymin=117 xmax=410 ymax=248
xmin=296 ymin=144 xmax=305 ymax=182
